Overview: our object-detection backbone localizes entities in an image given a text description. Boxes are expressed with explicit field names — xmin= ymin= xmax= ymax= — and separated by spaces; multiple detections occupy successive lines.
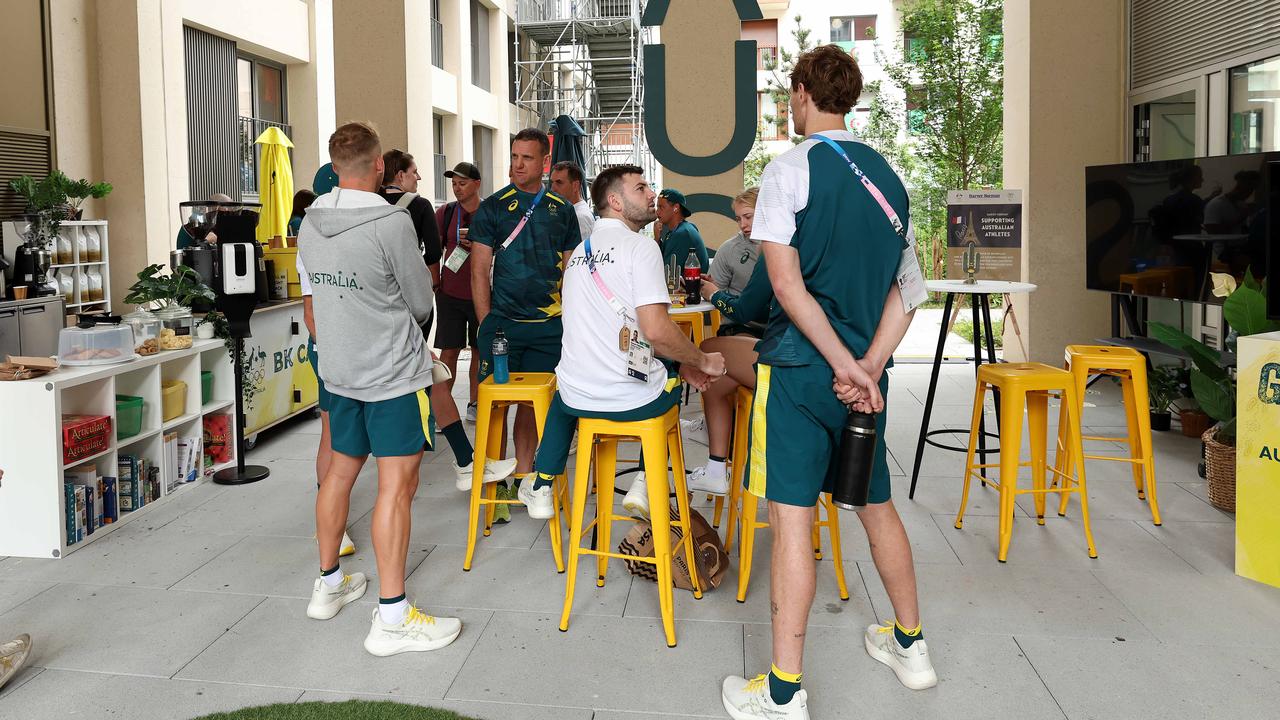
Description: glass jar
xmin=123 ymin=309 xmax=162 ymax=356
xmin=155 ymin=305 xmax=194 ymax=350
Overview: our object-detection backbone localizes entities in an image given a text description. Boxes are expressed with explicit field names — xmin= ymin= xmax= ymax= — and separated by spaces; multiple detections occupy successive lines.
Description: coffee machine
xmin=9 ymin=215 xmax=56 ymax=299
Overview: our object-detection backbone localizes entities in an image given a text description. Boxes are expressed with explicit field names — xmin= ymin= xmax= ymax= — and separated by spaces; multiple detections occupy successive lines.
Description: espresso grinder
xmin=10 ymin=214 xmax=57 ymax=299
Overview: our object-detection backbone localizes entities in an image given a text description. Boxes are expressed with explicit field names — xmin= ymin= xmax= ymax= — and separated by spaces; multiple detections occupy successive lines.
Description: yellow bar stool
xmin=712 ymin=385 xmax=754 ymax=552
xmin=1055 ymin=344 xmax=1162 ymax=526
xmin=671 ymin=310 xmax=707 ymax=348
xmin=955 ymin=362 xmax=1098 ymax=562
xmin=559 ymin=404 xmax=701 ymax=648
xmin=463 ymin=373 xmax=567 ymax=573
xmin=709 ymin=309 xmax=723 ymax=336
xmin=736 ymin=491 xmax=851 ymax=603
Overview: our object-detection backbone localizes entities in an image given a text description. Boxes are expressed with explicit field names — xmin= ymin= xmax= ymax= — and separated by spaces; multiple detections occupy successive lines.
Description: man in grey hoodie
xmin=298 ymin=121 xmax=461 ymax=657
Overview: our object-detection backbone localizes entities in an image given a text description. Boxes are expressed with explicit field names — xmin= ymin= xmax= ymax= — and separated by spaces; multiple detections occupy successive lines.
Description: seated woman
xmin=686 ymin=250 xmax=772 ymax=495
xmin=707 ymin=187 xmax=764 ymax=338
xmin=288 ymin=189 xmax=318 ymax=237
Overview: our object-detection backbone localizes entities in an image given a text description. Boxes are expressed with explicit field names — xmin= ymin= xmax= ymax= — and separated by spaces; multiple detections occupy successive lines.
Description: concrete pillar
xmin=289 ymin=0 xmax=337 ymax=186
xmin=1002 ymin=0 xmax=1125 ymax=362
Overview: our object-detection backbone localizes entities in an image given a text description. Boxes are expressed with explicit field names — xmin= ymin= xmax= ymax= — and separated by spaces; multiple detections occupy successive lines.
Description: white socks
xmin=705 ymin=459 xmax=728 ymax=479
xmin=321 ymin=569 xmax=344 ymax=587
xmin=378 ymin=597 xmax=409 ymax=624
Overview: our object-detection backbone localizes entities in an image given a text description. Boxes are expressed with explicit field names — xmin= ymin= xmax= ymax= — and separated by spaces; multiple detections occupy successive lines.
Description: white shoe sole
xmin=688 ymin=478 xmax=729 ymax=496
xmin=864 ymin=634 xmax=938 ymax=690
xmin=622 ymin=495 xmax=649 ymax=520
xmin=364 ymin=627 xmax=462 ymax=657
xmin=306 ymin=577 xmax=368 ymax=621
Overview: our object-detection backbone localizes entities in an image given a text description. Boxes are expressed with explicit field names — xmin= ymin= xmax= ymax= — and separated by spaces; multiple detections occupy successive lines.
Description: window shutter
xmin=183 ymin=25 xmax=240 ymax=202
xmin=1130 ymin=0 xmax=1280 ymax=90
xmin=0 ymin=129 xmax=52 ymax=218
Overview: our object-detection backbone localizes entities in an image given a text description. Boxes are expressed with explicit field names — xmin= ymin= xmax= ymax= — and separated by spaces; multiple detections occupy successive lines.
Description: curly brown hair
xmin=790 ymin=45 xmax=863 ymax=115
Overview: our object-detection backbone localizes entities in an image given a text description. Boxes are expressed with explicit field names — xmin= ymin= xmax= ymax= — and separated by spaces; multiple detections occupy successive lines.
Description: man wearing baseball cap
xmin=657 ymin=188 xmax=709 ymax=274
xmin=436 ymin=163 xmax=483 ymax=414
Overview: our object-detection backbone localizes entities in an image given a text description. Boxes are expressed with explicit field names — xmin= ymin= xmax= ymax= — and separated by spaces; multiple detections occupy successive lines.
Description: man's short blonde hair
xmin=329 ymin=122 xmax=381 ymax=175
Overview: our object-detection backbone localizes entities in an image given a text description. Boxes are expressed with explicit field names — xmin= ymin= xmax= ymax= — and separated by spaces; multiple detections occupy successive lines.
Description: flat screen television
xmin=1085 ymin=153 xmax=1278 ymax=317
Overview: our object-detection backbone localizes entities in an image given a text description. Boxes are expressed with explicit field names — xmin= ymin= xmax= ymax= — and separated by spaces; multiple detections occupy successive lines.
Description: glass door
xmin=1134 ymin=88 xmax=1200 ymax=161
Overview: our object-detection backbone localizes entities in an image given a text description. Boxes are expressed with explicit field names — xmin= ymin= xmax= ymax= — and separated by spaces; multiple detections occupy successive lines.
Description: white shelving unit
xmin=0 ymin=339 xmax=234 ymax=559
xmin=1 ymin=219 xmax=110 ymax=314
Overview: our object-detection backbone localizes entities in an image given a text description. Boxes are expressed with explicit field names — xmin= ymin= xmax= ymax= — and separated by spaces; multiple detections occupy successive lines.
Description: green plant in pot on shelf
xmin=125 ymin=264 xmax=218 ymax=352
xmin=1146 ymin=364 xmax=1185 ymax=432
xmin=8 ymin=174 xmax=67 ymax=242
xmin=61 ymin=176 xmax=113 ymax=219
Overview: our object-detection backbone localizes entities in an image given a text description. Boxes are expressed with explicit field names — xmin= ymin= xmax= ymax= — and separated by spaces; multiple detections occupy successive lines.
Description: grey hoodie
xmin=298 ymin=203 xmax=435 ymax=402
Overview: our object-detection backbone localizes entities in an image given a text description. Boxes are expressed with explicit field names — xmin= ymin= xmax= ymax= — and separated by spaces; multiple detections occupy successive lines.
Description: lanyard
xmin=813 ymin=135 xmax=907 ymax=244
xmin=500 ymin=187 xmax=547 ymax=249
xmin=583 ymin=236 xmax=632 ymax=321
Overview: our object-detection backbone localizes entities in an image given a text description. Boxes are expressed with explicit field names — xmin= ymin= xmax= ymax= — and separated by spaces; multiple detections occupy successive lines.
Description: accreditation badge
xmin=444 ymin=246 xmax=470 ymax=274
xmin=626 ymin=328 xmax=654 ymax=382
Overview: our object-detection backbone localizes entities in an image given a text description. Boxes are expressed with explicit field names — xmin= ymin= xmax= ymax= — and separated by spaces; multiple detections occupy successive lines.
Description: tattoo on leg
xmin=771 ymin=601 xmax=779 ymax=616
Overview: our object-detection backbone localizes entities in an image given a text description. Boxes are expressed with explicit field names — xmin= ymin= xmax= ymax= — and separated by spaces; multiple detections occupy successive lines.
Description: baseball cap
xmin=659 ymin=188 xmax=692 ymax=217
xmin=444 ymin=162 xmax=482 ymax=181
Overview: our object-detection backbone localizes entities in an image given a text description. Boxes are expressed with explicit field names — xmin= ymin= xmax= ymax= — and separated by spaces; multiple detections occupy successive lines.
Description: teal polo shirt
xmin=660 ymin=220 xmax=709 ymax=274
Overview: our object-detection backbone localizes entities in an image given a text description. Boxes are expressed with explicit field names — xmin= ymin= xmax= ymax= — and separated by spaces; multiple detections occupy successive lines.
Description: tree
xmin=762 ymin=16 xmax=814 ymax=144
xmin=867 ymin=0 xmax=1004 ymax=281
xmin=743 ymin=131 xmax=773 ymax=187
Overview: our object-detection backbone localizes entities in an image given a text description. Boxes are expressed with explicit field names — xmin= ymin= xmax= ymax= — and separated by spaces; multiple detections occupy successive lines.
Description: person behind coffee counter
xmin=176 ymin=192 xmax=233 ymax=249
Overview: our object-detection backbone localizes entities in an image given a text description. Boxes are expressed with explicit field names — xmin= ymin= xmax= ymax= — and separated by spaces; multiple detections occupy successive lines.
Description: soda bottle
xmin=682 ymin=249 xmax=702 ymax=305
xmin=492 ymin=328 xmax=510 ymax=384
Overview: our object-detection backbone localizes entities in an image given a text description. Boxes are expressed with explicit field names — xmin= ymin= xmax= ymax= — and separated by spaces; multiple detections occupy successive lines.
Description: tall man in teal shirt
xmin=470 ymin=128 xmax=582 ymax=497
xmin=656 ymin=188 xmax=709 ymax=273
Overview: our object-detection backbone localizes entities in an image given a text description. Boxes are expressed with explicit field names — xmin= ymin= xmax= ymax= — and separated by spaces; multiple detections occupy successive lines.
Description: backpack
xmin=618 ymin=503 xmax=729 ymax=591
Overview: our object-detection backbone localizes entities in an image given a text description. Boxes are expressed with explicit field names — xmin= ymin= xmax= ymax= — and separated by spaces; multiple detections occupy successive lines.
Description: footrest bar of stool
xmin=1082 ymin=454 xmax=1144 ymax=465
xmin=575 ymin=548 xmax=663 ymax=564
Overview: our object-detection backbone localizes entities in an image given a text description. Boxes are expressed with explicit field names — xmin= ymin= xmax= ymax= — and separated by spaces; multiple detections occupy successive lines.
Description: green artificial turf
xmin=193 ymin=700 xmax=481 ymax=720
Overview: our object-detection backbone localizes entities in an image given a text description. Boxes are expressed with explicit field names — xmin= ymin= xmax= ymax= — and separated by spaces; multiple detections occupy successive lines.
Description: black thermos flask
xmin=832 ymin=409 xmax=877 ymax=510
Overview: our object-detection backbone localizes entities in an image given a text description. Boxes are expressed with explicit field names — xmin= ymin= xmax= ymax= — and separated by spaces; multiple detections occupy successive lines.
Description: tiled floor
xmin=2 ymin=357 xmax=1276 ymax=720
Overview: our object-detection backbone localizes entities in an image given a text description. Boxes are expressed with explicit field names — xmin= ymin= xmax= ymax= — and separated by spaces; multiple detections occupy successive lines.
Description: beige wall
xmin=655 ymin=0 xmax=744 ymax=248
xmin=1003 ymin=0 xmax=1125 ymax=362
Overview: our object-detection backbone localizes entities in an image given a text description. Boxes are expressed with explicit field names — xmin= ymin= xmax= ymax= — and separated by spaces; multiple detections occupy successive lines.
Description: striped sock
xmin=894 ymin=620 xmax=923 ymax=648
xmin=768 ymin=664 xmax=802 ymax=705
xmin=378 ymin=593 xmax=408 ymax=624
xmin=320 ymin=564 xmax=343 ymax=588
xmin=532 ymin=471 xmax=556 ymax=491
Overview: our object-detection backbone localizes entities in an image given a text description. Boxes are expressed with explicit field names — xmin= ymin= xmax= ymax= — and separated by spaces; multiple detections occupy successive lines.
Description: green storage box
xmin=116 ymin=395 xmax=144 ymax=440
xmin=201 ymin=371 xmax=214 ymax=405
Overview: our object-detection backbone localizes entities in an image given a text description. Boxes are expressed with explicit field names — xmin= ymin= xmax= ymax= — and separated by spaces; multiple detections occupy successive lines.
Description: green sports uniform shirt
xmin=660 ymin=220 xmax=710 ymax=274
xmin=751 ymin=129 xmax=916 ymax=368
xmin=470 ymin=183 xmax=583 ymax=321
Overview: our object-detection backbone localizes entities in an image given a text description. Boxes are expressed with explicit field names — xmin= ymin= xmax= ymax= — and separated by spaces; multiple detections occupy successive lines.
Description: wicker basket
xmin=1201 ymin=427 xmax=1236 ymax=513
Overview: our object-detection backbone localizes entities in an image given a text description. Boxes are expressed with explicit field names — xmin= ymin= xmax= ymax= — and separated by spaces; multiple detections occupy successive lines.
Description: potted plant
xmin=62 ymin=176 xmax=113 ymax=219
xmin=1147 ymin=364 xmax=1182 ymax=432
xmin=124 ymin=264 xmax=217 ymax=352
xmin=8 ymin=174 xmax=68 ymax=242
xmin=1149 ymin=270 xmax=1279 ymax=512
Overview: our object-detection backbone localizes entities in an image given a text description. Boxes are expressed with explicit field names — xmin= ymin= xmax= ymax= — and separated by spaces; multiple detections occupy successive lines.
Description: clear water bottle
xmin=682 ymin=249 xmax=702 ymax=305
xmin=492 ymin=328 xmax=510 ymax=384
xmin=832 ymin=410 xmax=877 ymax=510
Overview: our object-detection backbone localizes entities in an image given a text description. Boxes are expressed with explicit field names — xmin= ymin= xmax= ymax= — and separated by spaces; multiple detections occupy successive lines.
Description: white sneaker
xmin=363 ymin=606 xmax=462 ymax=657
xmin=864 ymin=622 xmax=938 ymax=690
xmin=622 ymin=472 xmax=650 ymax=520
xmin=0 ymin=634 xmax=33 ymax=692
xmin=687 ymin=465 xmax=729 ymax=496
xmin=721 ymin=674 xmax=810 ymax=720
xmin=306 ymin=572 xmax=367 ymax=620
xmin=339 ymin=531 xmax=356 ymax=557
xmin=681 ymin=416 xmax=708 ymax=446
xmin=453 ymin=456 xmax=519 ymax=492
xmin=465 ymin=402 xmax=478 ymax=423
xmin=518 ymin=482 xmax=555 ymax=519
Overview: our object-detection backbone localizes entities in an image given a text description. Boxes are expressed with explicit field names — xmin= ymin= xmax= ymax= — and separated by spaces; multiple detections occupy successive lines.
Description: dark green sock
xmin=768 ymin=665 xmax=802 ymax=705
xmin=532 ymin=471 xmax=555 ymax=491
xmin=441 ymin=421 xmax=474 ymax=467
xmin=894 ymin=621 xmax=923 ymax=648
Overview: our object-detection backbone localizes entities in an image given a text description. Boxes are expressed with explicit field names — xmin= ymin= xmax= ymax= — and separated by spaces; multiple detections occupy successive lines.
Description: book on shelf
xmin=163 ymin=432 xmax=178 ymax=493
xmin=63 ymin=482 xmax=77 ymax=545
xmin=101 ymin=476 xmax=118 ymax=523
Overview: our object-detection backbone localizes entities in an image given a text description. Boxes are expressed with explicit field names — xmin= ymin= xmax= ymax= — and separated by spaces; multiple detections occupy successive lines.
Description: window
xmin=831 ymin=15 xmax=876 ymax=43
xmin=904 ymin=33 xmax=926 ymax=62
xmin=758 ymin=45 xmax=777 ymax=70
xmin=434 ymin=115 xmax=447 ymax=201
xmin=1228 ymin=55 xmax=1280 ymax=154
xmin=431 ymin=0 xmax=444 ymax=69
xmin=760 ymin=94 xmax=787 ymax=141
xmin=906 ymin=86 xmax=926 ymax=136
xmin=234 ymin=52 xmax=290 ymax=197
xmin=473 ymin=124 xmax=494 ymax=196
xmin=470 ymin=0 xmax=490 ymax=91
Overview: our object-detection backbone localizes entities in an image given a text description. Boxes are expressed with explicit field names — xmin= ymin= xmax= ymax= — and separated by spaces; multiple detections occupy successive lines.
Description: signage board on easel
xmin=946 ymin=190 xmax=1023 ymax=282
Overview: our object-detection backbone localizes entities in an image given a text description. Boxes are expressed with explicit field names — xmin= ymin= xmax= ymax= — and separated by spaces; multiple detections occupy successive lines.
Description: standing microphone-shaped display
xmin=832 ymin=408 xmax=877 ymax=510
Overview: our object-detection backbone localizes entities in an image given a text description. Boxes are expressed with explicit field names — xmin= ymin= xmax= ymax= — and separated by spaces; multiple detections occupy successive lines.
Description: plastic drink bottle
xmin=492 ymin=328 xmax=510 ymax=384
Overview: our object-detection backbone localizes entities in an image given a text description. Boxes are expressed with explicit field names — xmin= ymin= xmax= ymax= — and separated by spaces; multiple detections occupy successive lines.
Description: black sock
xmin=709 ymin=454 xmax=727 ymax=463
xmin=441 ymin=421 xmax=474 ymax=466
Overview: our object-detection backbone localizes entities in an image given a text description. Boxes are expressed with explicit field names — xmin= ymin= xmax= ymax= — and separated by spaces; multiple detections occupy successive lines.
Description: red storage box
xmin=62 ymin=414 xmax=112 ymax=465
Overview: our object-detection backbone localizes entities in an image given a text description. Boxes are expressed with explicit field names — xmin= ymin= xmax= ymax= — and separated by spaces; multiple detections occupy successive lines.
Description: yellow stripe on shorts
xmin=748 ymin=364 xmax=772 ymax=498
xmin=664 ymin=376 xmax=681 ymax=392
xmin=415 ymin=388 xmax=433 ymax=450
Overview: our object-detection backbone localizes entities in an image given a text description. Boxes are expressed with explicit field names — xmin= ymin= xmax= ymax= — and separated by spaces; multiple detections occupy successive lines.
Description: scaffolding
xmin=513 ymin=0 xmax=655 ymax=182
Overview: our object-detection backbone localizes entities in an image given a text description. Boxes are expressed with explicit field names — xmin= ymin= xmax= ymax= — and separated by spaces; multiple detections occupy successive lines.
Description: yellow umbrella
xmin=254 ymin=126 xmax=295 ymax=243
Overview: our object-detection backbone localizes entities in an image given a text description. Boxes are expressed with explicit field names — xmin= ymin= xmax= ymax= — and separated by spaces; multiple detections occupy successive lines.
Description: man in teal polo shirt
xmin=720 ymin=46 xmax=935 ymax=720
xmin=470 ymin=127 xmax=583 ymax=495
xmin=656 ymin=188 xmax=709 ymax=273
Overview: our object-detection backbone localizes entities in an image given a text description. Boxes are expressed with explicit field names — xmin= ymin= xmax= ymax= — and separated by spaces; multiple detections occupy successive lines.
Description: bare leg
xmin=770 ymin=501 xmax=817 ymax=674
xmin=514 ymin=404 xmax=537 ymax=475
xmin=858 ymin=500 xmax=920 ymax=628
xmin=317 ymin=451 xmax=365 ymax=570
xmin=432 ymin=380 xmax=461 ymax=427
xmin=468 ymin=351 xmax=479 ymax=404
xmin=316 ymin=410 xmax=333 ymax=486
xmin=440 ymin=348 xmax=462 ymax=395
xmin=371 ymin=453 xmax=424 ymax=599
xmin=699 ymin=336 xmax=758 ymax=458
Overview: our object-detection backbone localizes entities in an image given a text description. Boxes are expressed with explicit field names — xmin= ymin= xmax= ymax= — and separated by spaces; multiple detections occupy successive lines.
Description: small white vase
xmin=195 ymin=323 xmax=216 ymax=339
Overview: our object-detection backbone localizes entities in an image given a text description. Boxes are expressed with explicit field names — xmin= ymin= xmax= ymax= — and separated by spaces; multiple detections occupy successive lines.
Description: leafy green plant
xmin=1148 ymin=270 xmax=1279 ymax=444
xmin=1147 ymin=364 xmax=1184 ymax=414
xmin=8 ymin=173 xmax=68 ymax=212
xmin=63 ymin=177 xmax=113 ymax=211
xmin=952 ymin=318 xmax=1004 ymax=348
xmin=198 ymin=310 xmax=235 ymax=357
xmin=125 ymin=264 xmax=216 ymax=310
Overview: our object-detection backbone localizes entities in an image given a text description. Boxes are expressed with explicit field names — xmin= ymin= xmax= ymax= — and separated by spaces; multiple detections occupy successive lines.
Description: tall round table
xmin=909 ymin=280 xmax=1038 ymax=499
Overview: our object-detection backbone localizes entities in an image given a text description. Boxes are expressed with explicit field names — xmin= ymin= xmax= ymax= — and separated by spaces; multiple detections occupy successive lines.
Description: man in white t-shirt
xmin=516 ymin=165 xmax=726 ymax=517
xmin=551 ymin=161 xmax=595 ymax=240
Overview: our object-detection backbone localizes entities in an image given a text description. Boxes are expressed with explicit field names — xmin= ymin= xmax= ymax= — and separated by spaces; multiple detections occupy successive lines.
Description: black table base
xmin=908 ymin=292 xmax=1003 ymax=500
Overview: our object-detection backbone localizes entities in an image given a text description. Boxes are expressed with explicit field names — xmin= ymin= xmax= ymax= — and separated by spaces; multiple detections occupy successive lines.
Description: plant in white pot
xmin=124 ymin=264 xmax=217 ymax=352
xmin=1149 ymin=270 xmax=1278 ymax=511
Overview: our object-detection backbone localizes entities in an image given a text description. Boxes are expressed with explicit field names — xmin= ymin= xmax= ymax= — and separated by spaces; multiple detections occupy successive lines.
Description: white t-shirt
xmin=573 ymin=199 xmax=596 ymax=240
xmin=296 ymin=188 xmax=388 ymax=296
xmin=556 ymin=217 xmax=670 ymax=412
